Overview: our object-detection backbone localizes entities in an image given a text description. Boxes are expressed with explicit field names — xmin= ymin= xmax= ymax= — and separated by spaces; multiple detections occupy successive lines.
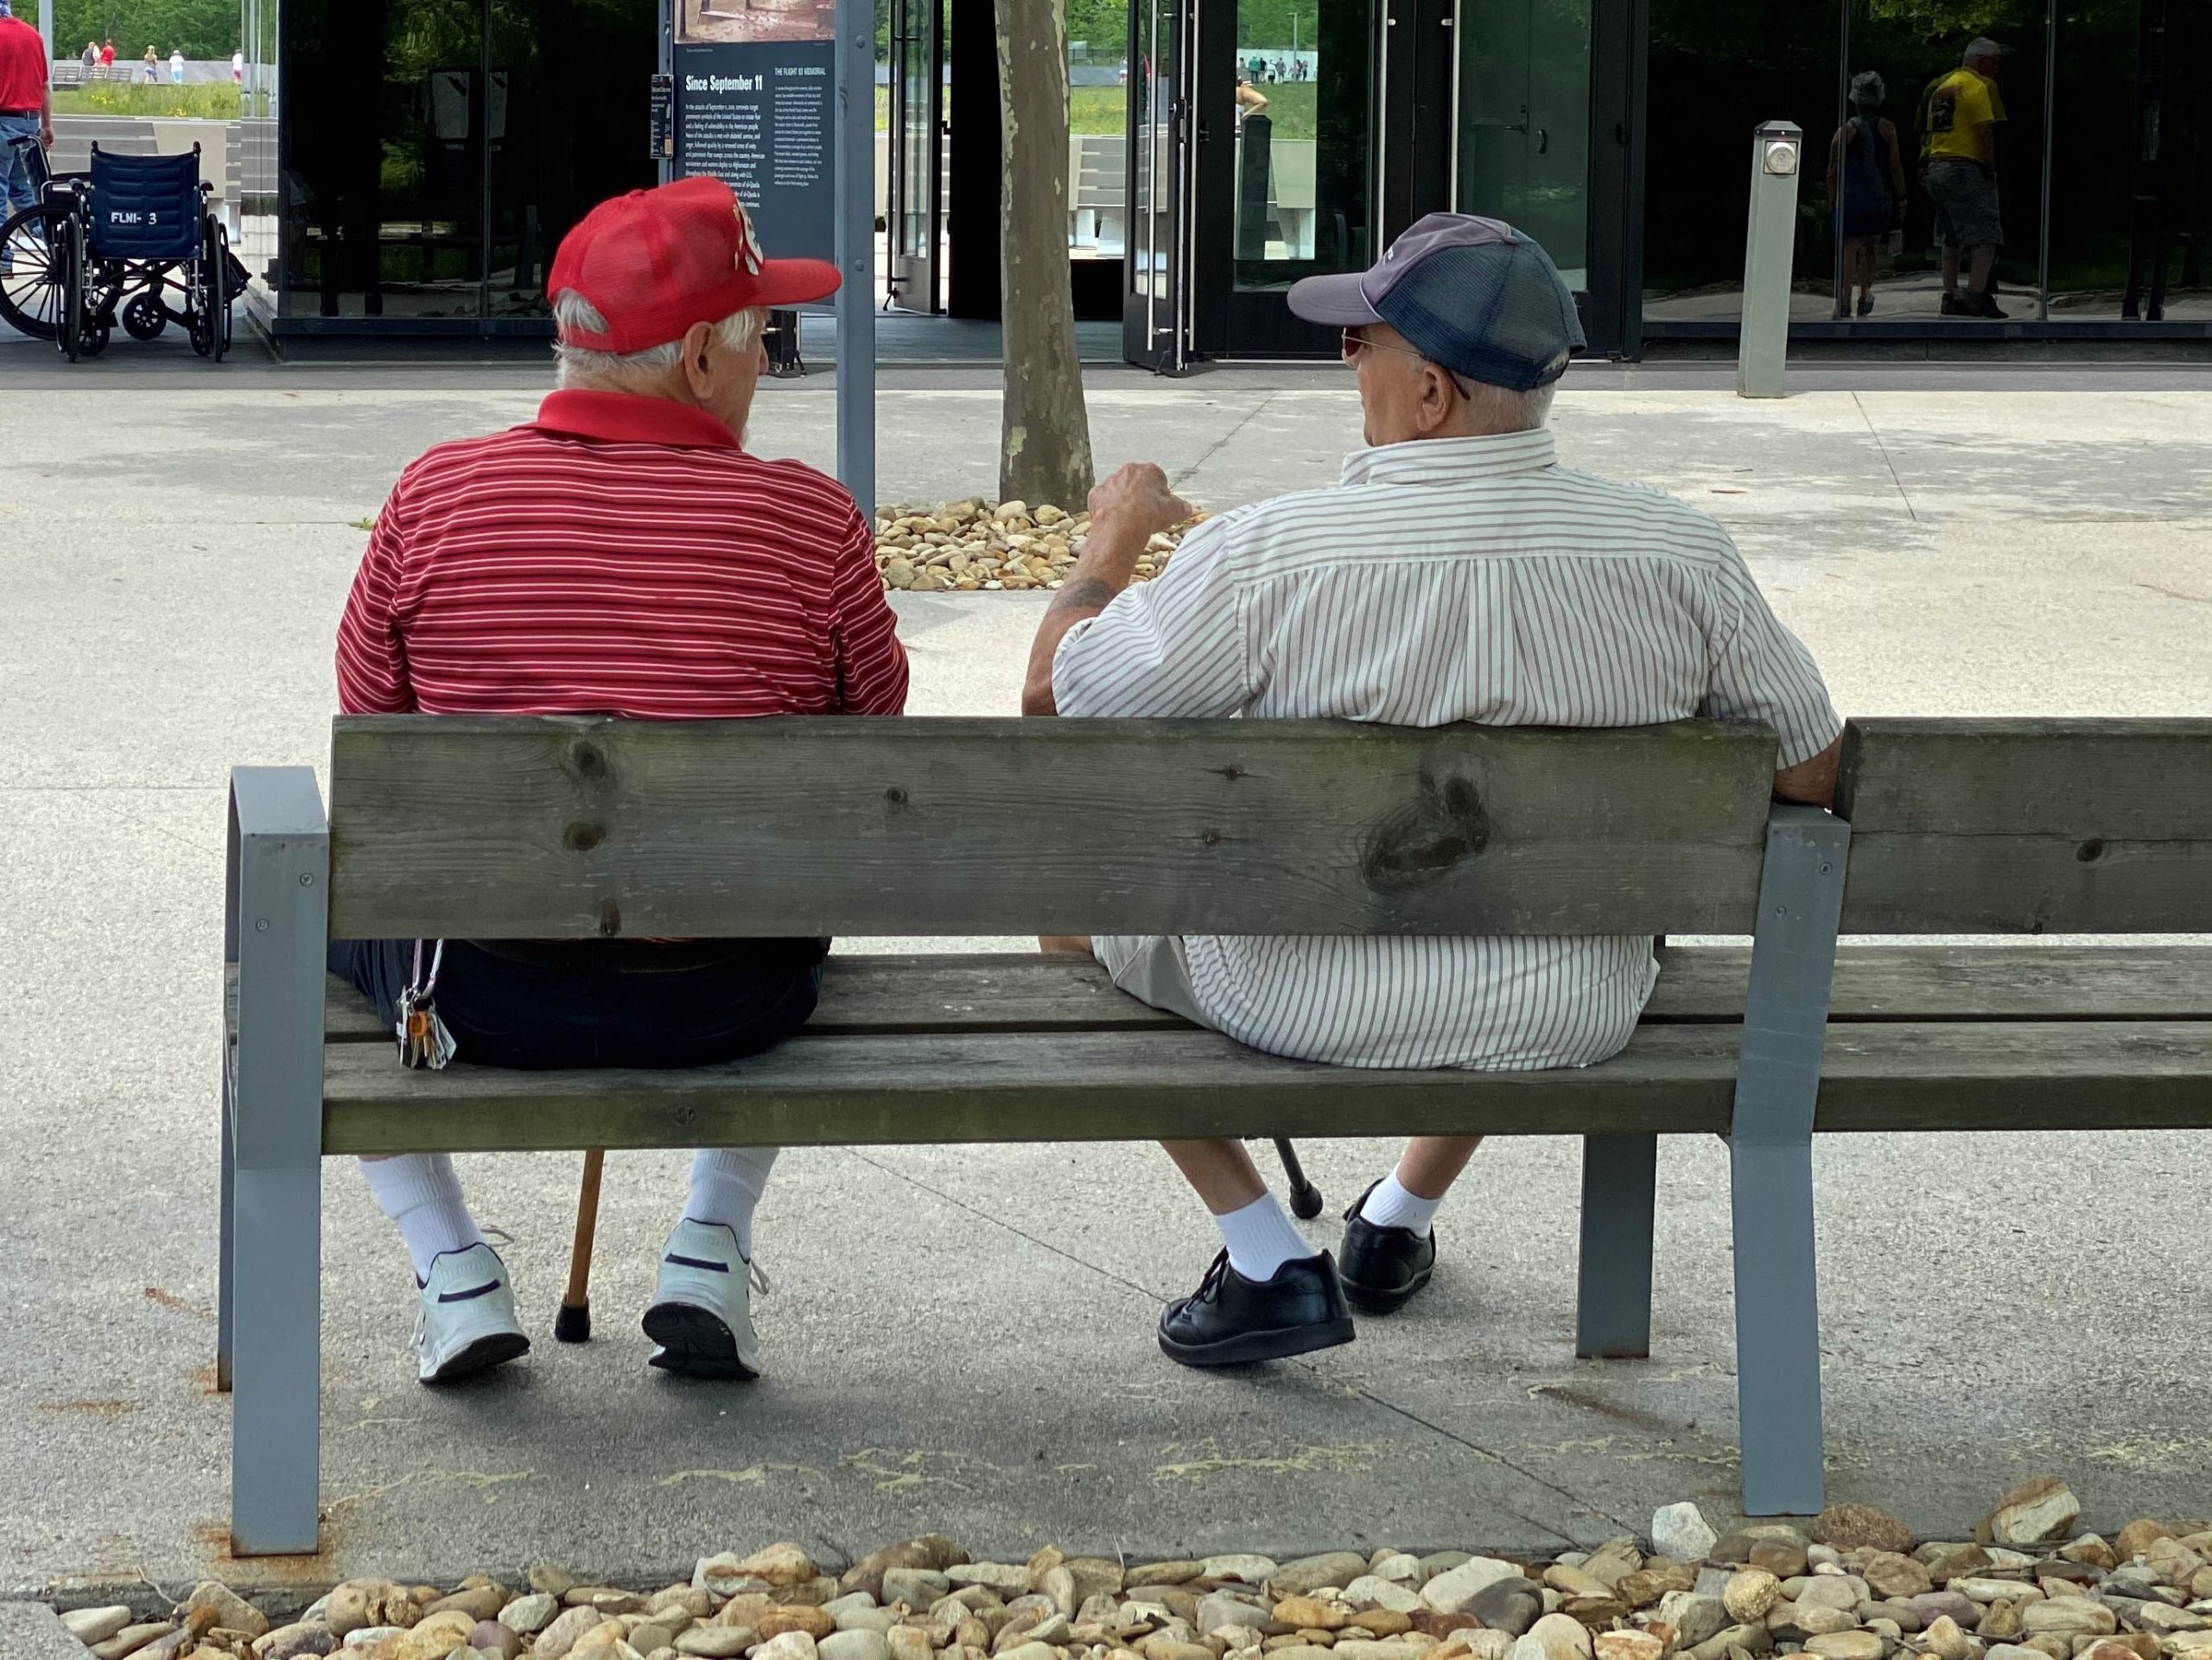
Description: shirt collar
xmin=1339 ymin=428 xmax=1558 ymax=488
xmin=530 ymin=389 xmax=742 ymax=450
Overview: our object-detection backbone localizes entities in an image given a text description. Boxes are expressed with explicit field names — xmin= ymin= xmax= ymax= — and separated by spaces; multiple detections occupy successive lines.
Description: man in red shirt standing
xmin=0 ymin=0 xmax=55 ymax=226
xmin=333 ymin=177 xmax=907 ymax=1387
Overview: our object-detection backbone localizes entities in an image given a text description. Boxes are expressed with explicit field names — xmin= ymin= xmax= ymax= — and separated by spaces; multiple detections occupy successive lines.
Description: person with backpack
xmin=1827 ymin=72 xmax=1906 ymax=317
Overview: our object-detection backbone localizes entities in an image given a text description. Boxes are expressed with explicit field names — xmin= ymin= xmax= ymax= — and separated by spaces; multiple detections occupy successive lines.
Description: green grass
xmin=54 ymin=82 xmax=251 ymax=118
xmin=872 ymin=81 xmax=1314 ymax=140
xmin=874 ymin=83 xmax=1127 ymax=132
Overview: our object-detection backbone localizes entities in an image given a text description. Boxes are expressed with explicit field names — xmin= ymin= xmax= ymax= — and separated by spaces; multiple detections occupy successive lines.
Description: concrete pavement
xmin=2 ymin=367 xmax=2209 ymax=1600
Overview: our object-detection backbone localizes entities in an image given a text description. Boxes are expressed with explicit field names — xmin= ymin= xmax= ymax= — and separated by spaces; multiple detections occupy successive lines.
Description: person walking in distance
xmin=1920 ymin=38 xmax=2009 ymax=318
xmin=1828 ymin=72 xmax=1905 ymax=317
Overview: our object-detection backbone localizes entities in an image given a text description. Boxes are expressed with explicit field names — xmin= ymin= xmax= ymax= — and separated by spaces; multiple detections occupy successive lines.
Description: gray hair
xmin=1850 ymin=70 xmax=1885 ymax=110
xmin=550 ymin=291 xmax=765 ymax=389
xmin=1462 ymin=378 xmax=1556 ymax=433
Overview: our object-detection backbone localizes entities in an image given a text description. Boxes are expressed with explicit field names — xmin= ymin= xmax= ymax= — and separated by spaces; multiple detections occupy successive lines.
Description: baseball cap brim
xmin=750 ymin=256 xmax=842 ymax=308
xmin=1287 ymin=271 xmax=1382 ymax=327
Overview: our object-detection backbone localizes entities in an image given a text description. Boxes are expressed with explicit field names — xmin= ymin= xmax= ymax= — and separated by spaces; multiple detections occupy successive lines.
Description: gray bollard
xmin=1737 ymin=120 xmax=1803 ymax=399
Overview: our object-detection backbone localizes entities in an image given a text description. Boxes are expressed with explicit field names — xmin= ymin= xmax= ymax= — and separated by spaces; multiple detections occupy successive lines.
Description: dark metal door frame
xmin=885 ymin=0 xmax=944 ymax=314
xmin=1122 ymin=0 xmax=1198 ymax=370
xmin=1583 ymin=0 xmax=1645 ymax=357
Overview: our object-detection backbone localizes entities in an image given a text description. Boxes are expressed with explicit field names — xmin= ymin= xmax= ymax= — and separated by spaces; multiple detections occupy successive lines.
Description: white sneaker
xmin=414 ymin=1243 xmax=531 ymax=1383
xmin=643 ymin=1218 xmax=763 ymax=1380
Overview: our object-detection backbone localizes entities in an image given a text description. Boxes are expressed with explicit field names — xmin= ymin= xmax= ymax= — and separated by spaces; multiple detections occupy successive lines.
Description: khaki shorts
xmin=1090 ymin=933 xmax=1210 ymax=1027
xmin=1925 ymin=158 xmax=2003 ymax=251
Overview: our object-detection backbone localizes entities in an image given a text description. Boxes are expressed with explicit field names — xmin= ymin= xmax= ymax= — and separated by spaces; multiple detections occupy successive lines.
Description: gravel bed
xmin=873 ymin=499 xmax=1206 ymax=593
xmin=48 ymin=1481 xmax=2212 ymax=1660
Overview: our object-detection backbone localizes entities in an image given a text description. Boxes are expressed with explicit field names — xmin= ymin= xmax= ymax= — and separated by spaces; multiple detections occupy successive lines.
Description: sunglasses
xmin=1340 ymin=328 xmax=1473 ymax=397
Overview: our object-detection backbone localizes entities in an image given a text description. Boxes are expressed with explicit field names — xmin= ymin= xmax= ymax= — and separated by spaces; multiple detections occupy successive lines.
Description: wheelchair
xmin=1 ymin=138 xmax=238 ymax=360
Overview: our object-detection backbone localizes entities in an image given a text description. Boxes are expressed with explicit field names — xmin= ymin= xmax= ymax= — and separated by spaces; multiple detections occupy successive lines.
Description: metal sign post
xmin=833 ymin=0 xmax=877 ymax=517
xmin=1737 ymin=120 xmax=1802 ymax=399
xmin=38 ymin=0 xmax=54 ymax=67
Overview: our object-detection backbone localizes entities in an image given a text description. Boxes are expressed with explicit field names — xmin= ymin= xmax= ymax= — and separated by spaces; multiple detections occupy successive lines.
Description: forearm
xmin=1020 ymin=512 xmax=1151 ymax=716
xmin=1773 ymin=733 xmax=1843 ymax=809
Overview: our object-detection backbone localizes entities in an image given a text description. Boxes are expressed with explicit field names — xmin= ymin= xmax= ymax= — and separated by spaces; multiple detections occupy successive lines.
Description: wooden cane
xmin=554 ymin=1148 xmax=606 ymax=1343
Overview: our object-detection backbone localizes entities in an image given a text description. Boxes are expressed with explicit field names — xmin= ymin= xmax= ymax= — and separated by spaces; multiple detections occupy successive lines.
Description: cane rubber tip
xmin=553 ymin=1302 xmax=592 ymax=1344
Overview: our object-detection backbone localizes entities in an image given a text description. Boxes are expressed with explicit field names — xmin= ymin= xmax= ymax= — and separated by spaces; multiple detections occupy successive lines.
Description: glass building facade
xmin=263 ymin=0 xmax=657 ymax=328
xmin=1640 ymin=0 xmax=2211 ymax=332
xmin=243 ymin=0 xmax=2209 ymax=344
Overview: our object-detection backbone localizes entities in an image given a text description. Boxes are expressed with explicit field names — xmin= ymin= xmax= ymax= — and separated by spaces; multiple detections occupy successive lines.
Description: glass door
xmin=887 ymin=0 xmax=944 ymax=313
xmin=1123 ymin=0 xmax=1197 ymax=370
xmin=1211 ymin=0 xmax=1379 ymax=353
xmin=1451 ymin=0 xmax=1591 ymax=289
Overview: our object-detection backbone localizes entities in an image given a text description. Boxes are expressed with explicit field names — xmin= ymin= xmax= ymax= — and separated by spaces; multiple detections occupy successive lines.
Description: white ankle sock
xmin=359 ymin=1154 xmax=484 ymax=1282
xmin=684 ymin=1147 xmax=777 ymax=1262
xmin=1360 ymin=1172 xmax=1441 ymax=1237
xmin=1213 ymin=1192 xmax=1315 ymax=1282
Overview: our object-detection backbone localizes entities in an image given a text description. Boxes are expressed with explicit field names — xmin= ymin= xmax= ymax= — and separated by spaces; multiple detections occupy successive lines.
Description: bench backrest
xmin=1835 ymin=718 xmax=2212 ymax=933
xmin=329 ymin=715 xmax=2212 ymax=942
xmin=327 ymin=716 xmax=1778 ymax=940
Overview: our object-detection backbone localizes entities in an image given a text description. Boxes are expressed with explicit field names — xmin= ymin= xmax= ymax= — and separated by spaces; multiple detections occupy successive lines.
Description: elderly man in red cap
xmin=331 ymin=178 xmax=907 ymax=1387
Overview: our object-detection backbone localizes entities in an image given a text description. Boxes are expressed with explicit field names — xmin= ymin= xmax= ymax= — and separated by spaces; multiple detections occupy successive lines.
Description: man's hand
xmin=1021 ymin=463 xmax=1191 ymax=716
xmin=1088 ymin=462 xmax=1192 ymax=541
xmin=41 ymin=122 xmax=55 ymax=149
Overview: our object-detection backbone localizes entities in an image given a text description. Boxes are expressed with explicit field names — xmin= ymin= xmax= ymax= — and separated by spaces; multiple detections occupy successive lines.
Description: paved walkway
xmin=3 ymin=369 xmax=2209 ymax=1598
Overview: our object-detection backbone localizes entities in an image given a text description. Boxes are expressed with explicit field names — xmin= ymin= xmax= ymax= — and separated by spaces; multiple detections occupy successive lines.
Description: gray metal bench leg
xmin=1575 ymin=1134 xmax=1657 ymax=1358
xmin=1730 ymin=802 xmax=1848 ymax=1516
xmin=225 ymin=767 xmax=329 ymax=1555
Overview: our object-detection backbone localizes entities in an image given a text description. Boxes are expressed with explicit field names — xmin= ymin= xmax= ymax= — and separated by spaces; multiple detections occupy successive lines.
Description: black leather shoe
xmin=1338 ymin=1180 xmax=1438 ymax=1313
xmin=1158 ymin=1250 xmax=1356 ymax=1367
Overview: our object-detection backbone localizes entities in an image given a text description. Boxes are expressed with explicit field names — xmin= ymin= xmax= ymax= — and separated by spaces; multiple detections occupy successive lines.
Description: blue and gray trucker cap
xmin=1287 ymin=213 xmax=1584 ymax=391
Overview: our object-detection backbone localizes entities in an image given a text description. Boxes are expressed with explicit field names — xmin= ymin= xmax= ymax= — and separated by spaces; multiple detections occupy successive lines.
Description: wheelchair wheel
xmin=188 ymin=219 xmax=224 ymax=359
xmin=213 ymin=222 xmax=232 ymax=360
xmin=54 ymin=210 xmax=86 ymax=360
xmin=123 ymin=290 xmax=168 ymax=340
xmin=0 ymin=203 xmax=68 ymax=340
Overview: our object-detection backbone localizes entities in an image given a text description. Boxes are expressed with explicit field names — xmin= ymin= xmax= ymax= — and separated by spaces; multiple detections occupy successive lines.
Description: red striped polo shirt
xmin=337 ymin=389 xmax=907 ymax=720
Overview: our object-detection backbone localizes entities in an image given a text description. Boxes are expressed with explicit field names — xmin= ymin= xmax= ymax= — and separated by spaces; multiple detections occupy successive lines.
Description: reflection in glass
xmin=1825 ymin=70 xmax=1905 ymax=317
xmin=1231 ymin=0 xmax=1371 ymax=290
xmin=2046 ymin=0 xmax=2210 ymax=320
xmin=1843 ymin=1 xmax=2045 ymax=323
xmin=279 ymin=0 xmax=653 ymax=322
xmin=1640 ymin=0 xmax=1837 ymax=321
xmin=1455 ymin=0 xmax=1591 ymax=287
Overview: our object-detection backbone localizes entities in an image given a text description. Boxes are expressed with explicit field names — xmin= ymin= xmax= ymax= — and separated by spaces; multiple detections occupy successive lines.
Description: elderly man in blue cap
xmin=1021 ymin=213 xmax=1846 ymax=1365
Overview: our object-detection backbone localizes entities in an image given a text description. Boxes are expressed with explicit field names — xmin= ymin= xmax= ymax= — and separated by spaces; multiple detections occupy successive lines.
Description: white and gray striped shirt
xmin=1053 ymin=428 xmax=1842 ymax=1071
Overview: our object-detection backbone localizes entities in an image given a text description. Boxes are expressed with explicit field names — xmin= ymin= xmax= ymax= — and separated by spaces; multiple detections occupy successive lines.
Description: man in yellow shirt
xmin=1920 ymin=38 xmax=2008 ymax=317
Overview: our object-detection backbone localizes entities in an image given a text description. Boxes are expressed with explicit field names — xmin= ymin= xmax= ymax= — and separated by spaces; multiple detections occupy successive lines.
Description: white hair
xmin=1462 ymin=378 xmax=1556 ymax=433
xmin=550 ymin=291 xmax=765 ymax=389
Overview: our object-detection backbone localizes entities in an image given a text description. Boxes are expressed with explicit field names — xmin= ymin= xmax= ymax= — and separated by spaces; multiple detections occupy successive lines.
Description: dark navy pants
xmin=328 ymin=937 xmax=827 ymax=1070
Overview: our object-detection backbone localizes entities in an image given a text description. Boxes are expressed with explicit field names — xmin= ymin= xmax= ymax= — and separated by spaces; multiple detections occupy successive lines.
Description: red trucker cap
xmin=548 ymin=177 xmax=840 ymax=354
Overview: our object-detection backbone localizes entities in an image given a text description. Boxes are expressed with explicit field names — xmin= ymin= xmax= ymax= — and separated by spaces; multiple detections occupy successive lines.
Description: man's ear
xmin=1419 ymin=362 xmax=1458 ymax=433
xmin=680 ymin=321 xmax=715 ymax=393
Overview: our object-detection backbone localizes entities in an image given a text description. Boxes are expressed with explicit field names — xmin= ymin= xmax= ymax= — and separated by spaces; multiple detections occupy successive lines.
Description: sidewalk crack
xmin=1852 ymin=391 xmax=1921 ymax=523
xmin=1169 ymin=391 xmax=1282 ymax=493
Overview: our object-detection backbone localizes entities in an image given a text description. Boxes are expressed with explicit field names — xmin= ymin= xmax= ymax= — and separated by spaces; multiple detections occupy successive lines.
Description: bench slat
xmin=319 ymin=1018 xmax=2212 ymax=1154
xmin=295 ymin=944 xmax=2212 ymax=1044
xmin=1838 ymin=718 xmax=2212 ymax=932
xmin=327 ymin=716 xmax=1777 ymax=939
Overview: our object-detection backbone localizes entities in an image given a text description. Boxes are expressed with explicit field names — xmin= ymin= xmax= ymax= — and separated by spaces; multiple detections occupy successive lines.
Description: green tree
xmin=55 ymin=0 xmax=238 ymax=60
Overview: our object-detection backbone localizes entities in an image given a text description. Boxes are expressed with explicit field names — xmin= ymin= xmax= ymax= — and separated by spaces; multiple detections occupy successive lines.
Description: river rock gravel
xmin=41 ymin=1486 xmax=2212 ymax=1660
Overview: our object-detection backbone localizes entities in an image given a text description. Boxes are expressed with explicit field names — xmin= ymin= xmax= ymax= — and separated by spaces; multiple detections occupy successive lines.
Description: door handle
xmin=1536 ymin=128 xmax=1548 ymax=153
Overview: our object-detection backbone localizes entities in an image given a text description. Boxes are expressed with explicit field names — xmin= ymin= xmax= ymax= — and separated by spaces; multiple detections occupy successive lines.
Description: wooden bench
xmin=219 ymin=715 xmax=2212 ymax=1554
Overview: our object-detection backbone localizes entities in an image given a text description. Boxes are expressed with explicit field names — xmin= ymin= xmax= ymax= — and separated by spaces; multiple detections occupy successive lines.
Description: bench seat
xmin=281 ymin=945 xmax=2212 ymax=1154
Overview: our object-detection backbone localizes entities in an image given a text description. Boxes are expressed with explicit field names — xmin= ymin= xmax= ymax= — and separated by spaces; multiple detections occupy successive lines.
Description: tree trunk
xmin=994 ymin=0 xmax=1095 ymax=506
